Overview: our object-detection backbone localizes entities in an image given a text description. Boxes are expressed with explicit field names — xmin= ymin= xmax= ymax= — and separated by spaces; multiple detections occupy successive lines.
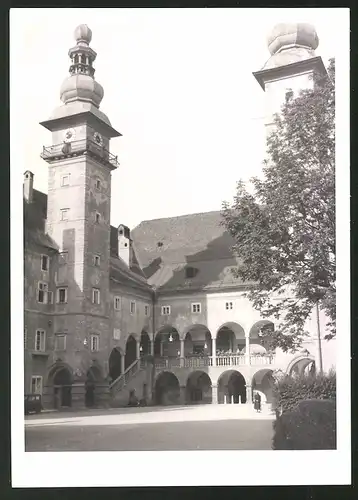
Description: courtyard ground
xmin=25 ymin=404 xmax=275 ymax=451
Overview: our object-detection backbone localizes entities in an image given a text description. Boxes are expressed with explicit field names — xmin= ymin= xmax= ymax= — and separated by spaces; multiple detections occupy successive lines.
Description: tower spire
xmin=60 ymin=24 xmax=104 ymax=108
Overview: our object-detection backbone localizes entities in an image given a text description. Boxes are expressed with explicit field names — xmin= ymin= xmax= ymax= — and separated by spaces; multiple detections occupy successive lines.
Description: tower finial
xmin=74 ymin=24 xmax=92 ymax=46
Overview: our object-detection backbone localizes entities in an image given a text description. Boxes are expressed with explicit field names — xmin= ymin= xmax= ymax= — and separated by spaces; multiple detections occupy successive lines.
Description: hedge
xmin=272 ymin=370 xmax=336 ymax=414
xmin=272 ymin=399 xmax=336 ymax=450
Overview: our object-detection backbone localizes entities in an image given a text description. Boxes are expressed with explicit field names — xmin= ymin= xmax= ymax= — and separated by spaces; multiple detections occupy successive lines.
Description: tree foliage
xmin=222 ymin=59 xmax=335 ymax=351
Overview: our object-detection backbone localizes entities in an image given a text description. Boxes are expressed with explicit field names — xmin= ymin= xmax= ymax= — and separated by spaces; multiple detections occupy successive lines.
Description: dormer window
xmin=186 ymin=266 xmax=198 ymax=279
xmin=119 ymin=229 xmax=123 ymax=235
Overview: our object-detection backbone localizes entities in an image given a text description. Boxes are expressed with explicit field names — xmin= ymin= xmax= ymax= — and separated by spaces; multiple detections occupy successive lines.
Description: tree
xmin=222 ymin=59 xmax=335 ymax=352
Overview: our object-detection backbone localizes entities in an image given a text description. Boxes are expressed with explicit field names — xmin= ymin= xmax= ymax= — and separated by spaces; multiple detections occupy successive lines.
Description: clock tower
xmin=40 ymin=24 xmax=121 ymax=406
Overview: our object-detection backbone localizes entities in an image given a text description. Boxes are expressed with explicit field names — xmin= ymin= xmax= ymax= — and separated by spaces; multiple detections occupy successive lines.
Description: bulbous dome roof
xmin=60 ymin=73 xmax=104 ymax=107
xmin=74 ymin=24 xmax=92 ymax=45
xmin=267 ymin=23 xmax=319 ymax=55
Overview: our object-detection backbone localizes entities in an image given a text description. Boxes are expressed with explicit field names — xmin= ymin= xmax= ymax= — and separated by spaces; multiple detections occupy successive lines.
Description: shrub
xmin=272 ymin=399 xmax=336 ymax=450
xmin=272 ymin=370 xmax=336 ymax=414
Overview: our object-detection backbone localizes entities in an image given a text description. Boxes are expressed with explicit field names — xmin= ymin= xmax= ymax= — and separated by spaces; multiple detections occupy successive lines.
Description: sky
xmin=11 ymin=8 xmax=344 ymax=229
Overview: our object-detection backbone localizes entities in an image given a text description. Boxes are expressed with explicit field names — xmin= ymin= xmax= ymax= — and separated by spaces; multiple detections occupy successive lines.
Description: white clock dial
xmin=64 ymin=128 xmax=76 ymax=143
xmin=93 ymin=132 xmax=103 ymax=146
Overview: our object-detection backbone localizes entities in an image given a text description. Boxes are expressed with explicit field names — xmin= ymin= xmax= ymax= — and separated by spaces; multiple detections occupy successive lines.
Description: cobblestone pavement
xmin=25 ymin=404 xmax=275 ymax=451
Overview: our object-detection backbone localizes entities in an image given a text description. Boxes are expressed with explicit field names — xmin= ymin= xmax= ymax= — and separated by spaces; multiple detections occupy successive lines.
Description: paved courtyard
xmin=25 ymin=404 xmax=275 ymax=451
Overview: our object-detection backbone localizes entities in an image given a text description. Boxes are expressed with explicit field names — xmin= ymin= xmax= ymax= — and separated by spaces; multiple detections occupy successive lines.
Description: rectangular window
xmin=57 ymin=287 xmax=68 ymax=304
xmin=95 ymin=212 xmax=101 ymax=223
xmin=92 ymin=288 xmax=100 ymax=305
xmin=94 ymin=255 xmax=100 ymax=267
xmin=145 ymin=305 xmax=149 ymax=316
xmin=161 ymin=305 xmax=171 ymax=315
xmin=90 ymin=334 xmax=99 ymax=352
xmin=35 ymin=329 xmax=46 ymax=352
xmin=37 ymin=282 xmax=48 ymax=303
xmin=114 ymin=296 xmax=121 ymax=311
xmin=130 ymin=301 xmax=136 ymax=315
xmin=113 ymin=329 xmax=121 ymax=340
xmin=191 ymin=303 xmax=201 ymax=314
xmin=61 ymin=209 xmax=69 ymax=221
xmin=95 ymin=179 xmax=101 ymax=190
xmin=47 ymin=291 xmax=53 ymax=304
xmin=225 ymin=301 xmax=233 ymax=310
xmin=61 ymin=174 xmax=70 ymax=187
xmin=31 ymin=376 xmax=43 ymax=395
xmin=41 ymin=255 xmax=49 ymax=271
xmin=55 ymin=335 xmax=66 ymax=351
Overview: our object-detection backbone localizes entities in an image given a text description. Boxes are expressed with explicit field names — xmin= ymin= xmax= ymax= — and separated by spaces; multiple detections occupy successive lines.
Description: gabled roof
xmin=131 ymin=211 xmax=244 ymax=291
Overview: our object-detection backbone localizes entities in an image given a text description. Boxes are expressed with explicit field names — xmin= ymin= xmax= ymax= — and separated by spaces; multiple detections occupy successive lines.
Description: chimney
xmin=118 ymin=224 xmax=132 ymax=268
xmin=23 ymin=171 xmax=34 ymax=203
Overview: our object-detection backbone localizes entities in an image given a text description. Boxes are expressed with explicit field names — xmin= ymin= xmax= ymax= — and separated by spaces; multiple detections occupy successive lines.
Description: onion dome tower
xmin=252 ymin=22 xmax=327 ymax=137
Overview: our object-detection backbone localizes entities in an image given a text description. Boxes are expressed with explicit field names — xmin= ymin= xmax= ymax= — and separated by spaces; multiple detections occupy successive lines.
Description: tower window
xmin=191 ymin=303 xmax=201 ymax=314
xmin=225 ymin=301 xmax=233 ymax=310
xmin=145 ymin=305 xmax=150 ymax=316
xmin=61 ymin=209 xmax=69 ymax=221
xmin=95 ymin=212 xmax=101 ymax=223
xmin=130 ymin=301 xmax=136 ymax=315
xmin=61 ymin=175 xmax=70 ymax=187
xmin=41 ymin=255 xmax=49 ymax=271
xmin=157 ymin=242 xmax=163 ymax=248
xmin=35 ymin=330 xmax=46 ymax=352
xmin=95 ymin=179 xmax=101 ymax=190
xmin=57 ymin=287 xmax=68 ymax=304
xmin=92 ymin=288 xmax=100 ymax=305
xmin=94 ymin=255 xmax=100 ymax=267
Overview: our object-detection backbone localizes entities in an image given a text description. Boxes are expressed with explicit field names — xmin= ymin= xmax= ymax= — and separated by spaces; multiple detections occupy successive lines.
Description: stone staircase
xmin=109 ymin=358 xmax=154 ymax=407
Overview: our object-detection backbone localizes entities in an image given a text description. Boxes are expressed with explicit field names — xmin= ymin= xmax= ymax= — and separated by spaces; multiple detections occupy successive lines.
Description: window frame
xmin=95 ymin=179 xmax=101 ymax=190
xmin=114 ymin=296 xmax=121 ymax=311
xmin=225 ymin=301 xmax=233 ymax=310
xmin=191 ymin=303 xmax=201 ymax=314
xmin=95 ymin=212 xmax=101 ymax=224
xmin=41 ymin=254 xmax=49 ymax=272
xmin=94 ymin=254 xmax=101 ymax=267
xmin=60 ymin=208 xmax=69 ymax=221
xmin=61 ymin=174 xmax=70 ymax=187
xmin=144 ymin=305 xmax=149 ymax=316
xmin=56 ymin=287 xmax=68 ymax=304
xmin=37 ymin=281 xmax=49 ymax=304
xmin=130 ymin=301 xmax=136 ymax=315
xmin=34 ymin=329 xmax=46 ymax=352
xmin=90 ymin=334 xmax=100 ymax=352
xmin=113 ymin=328 xmax=121 ymax=340
xmin=54 ymin=334 xmax=66 ymax=351
xmin=161 ymin=305 xmax=171 ymax=316
xmin=31 ymin=376 xmax=43 ymax=395
xmin=92 ymin=288 xmax=101 ymax=305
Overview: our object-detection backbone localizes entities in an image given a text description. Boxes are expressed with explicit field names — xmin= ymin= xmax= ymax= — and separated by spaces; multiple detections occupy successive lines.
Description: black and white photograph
xmin=10 ymin=7 xmax=350 ymax=487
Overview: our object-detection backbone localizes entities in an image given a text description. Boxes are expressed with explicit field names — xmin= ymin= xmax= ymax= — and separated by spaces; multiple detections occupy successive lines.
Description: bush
xmin=272 ymin=370 xmax=336 ymax=414
xmin=272 ymin=399 xmax=336 ymax=450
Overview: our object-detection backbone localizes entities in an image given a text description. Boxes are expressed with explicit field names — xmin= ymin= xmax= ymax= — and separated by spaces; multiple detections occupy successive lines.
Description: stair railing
xmin=109 ymin=358 xmax=147 ymax=394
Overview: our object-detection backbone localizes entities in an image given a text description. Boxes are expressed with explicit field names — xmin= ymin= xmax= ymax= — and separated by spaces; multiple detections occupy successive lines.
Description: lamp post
xmin=316 ymin=302 xmax=323 ymax=374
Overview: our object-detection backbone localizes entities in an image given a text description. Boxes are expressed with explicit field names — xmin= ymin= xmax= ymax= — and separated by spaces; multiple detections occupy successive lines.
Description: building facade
xmin=24 ymin=22 xmax=336 ymax=410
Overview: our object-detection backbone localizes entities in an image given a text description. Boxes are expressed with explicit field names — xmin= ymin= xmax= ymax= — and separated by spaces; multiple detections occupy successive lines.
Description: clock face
xmin=64 ymin=128 xmax=76 ymax=143
xmin=93 ymin=132 xmax=103 ymax=146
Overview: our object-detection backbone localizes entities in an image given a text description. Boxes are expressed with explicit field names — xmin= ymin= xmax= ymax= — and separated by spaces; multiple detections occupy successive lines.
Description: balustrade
xmin=154 ymin=354 xmax=275 ymax=369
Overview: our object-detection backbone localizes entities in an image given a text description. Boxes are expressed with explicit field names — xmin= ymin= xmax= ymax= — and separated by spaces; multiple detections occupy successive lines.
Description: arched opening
xmin=85 ymin=366 xmax=101 ymax=408
xmin=109 ymin=348 xmax=123 ymax=382
xmin=52 ymin=367 xmax=72 ymax=409
xmin=186 ymin=371 xmax=212 ymax=404
xmin=154 ymin=371 xmax=180 ymax=406
xmin=218 ymin=370 xmax=246 ymax=404
xmin=249 ymin=320 xmax=275 ymax=354
xmin=125 ymin=335 xmax=137 ymax=369
xmin=287 ymin=354 xmax=316 ymax=378
xmin=251 ymin=369 xmax=275 ymax=404
xmin=154 ymin=326 xmax=180 ymax=358
xmin=216 ymin=322 xmax=245 ymax=355
xmin=184 ymin=325 xmax=212 ymax=357
xmin=140 ymin=330 xmax=151 ymax=356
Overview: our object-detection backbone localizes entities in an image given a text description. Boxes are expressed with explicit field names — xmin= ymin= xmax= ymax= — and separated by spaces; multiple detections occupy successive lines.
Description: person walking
xmin=254 ymin=392 xmax=262 ymax=413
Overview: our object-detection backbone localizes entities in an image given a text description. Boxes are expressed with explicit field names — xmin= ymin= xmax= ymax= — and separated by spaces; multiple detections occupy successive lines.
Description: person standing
xmin=254 ymin=392 xmax=262 ymax=413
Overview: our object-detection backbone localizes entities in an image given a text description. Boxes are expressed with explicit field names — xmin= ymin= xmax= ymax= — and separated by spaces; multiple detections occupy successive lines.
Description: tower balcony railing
xmin=154 ymin=354 xmax=275 ymax=370
xmin=40 ymin=138 xmax=119 ymax=169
